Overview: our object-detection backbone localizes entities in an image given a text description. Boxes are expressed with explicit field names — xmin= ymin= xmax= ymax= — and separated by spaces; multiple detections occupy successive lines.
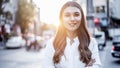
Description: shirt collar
xmin=66 ymin=36 xmax=79 ymax=44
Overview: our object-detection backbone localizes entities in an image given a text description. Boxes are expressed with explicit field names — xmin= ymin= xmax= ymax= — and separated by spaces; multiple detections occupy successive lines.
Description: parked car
xmin=26 ymin=35 xmax=45 ymax=47
xmin=111 ymin=35 xmax=120 ymax=58
xmin=5 ymin=36 xmax=26 ymax=48
xmin=24 ymin=33 xmax=45 ymax=51
xmin=93 ymin=28 xmax=106 ymax=50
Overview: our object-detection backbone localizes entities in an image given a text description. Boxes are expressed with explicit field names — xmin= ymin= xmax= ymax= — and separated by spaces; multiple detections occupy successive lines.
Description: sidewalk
xmin=0 ymin=48 xmax=44 ymax=68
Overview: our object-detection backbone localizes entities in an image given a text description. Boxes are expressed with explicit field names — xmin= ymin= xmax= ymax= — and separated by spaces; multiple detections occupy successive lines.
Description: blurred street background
xmin=0 ymin=40 xmax=120 ymax=68
xmin=0 ymin=0 xmax=120 ymax=68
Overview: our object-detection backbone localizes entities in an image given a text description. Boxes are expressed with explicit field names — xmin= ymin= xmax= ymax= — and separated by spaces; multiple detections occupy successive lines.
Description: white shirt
xmin=41 ymin=37 xmax=102 ymax=68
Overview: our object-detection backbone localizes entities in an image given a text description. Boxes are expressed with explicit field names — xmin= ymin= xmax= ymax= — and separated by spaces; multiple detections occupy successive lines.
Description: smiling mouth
xmin=69 ymin=23 xmax=77 ymax=26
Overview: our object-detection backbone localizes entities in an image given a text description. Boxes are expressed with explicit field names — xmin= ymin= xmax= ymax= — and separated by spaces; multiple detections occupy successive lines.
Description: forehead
xmin=63 ymin=6 xmax=81 ymax=13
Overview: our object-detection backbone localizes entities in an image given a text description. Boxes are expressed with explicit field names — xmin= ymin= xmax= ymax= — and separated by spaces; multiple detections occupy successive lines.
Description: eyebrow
xmin=75 ymin=12 xmax=80 ymax=14
xmin=64 ymin=12 xmax=80 ymax=14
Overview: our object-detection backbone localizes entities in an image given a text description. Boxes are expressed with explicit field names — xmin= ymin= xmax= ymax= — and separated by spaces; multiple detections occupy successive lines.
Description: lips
xmin=69 ymin=23 xmax=77 ymax=26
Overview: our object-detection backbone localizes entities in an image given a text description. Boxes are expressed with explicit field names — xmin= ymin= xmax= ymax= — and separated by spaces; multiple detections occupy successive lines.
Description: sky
xmin=33 ymin=0 xmax=72 ymax=26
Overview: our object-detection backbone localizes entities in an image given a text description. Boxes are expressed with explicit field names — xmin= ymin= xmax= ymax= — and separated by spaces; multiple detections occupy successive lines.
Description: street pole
xmin=106 ymin=0 xmax=110 ymax=24
xmin=86 ymin=0 xmax=94 ymax=14
xmin=0 ymin=0 xmax=3 ymax=15
xmin=86 ymin=0 xmax=95 ymax=35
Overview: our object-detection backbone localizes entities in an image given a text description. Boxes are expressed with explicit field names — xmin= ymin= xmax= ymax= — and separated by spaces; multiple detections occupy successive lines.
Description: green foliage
xmin=15 ymin=0 xmax=35 ymax=33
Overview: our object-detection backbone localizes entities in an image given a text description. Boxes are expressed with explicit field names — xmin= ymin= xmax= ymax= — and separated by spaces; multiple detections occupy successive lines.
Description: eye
xmin=63 ymin=12 xmax=70 ymax=17
xmin=74 ymin=12 xmax=80 ymax=17
xmin=64 ymin=13 xmax=70 ymax=17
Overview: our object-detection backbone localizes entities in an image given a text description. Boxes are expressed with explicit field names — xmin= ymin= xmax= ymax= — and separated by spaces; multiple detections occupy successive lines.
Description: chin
xmin=68 ymin=28 xmax=78 ymax=32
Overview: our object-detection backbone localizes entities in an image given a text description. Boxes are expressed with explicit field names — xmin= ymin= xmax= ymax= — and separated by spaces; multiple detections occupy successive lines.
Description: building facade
xmin=0 ymin=0 xmax=19 ymax=25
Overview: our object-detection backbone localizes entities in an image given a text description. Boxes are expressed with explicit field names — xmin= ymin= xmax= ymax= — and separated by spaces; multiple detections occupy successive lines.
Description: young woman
xmin=41 ymin=1 xmax=101 ymax=68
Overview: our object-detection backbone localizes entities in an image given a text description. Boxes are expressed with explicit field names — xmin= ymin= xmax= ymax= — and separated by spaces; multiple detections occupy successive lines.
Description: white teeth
xmin=69 ymin=23 xmax=76 ymax=26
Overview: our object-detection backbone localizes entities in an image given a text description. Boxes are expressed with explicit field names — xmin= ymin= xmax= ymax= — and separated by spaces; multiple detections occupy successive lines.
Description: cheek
xmin=76 ymin=18 xmax=81 ymax=25
xmin=62 ymin=17 xmax=69 ymax=22
xmin=77 ymin=18 xmax=82 ymax=25
xmin=77 ymin=16 xmax=82 ymax=21
xmin=76 ymin=22 xmax=81 ymax=28
xmin=63 ymin=22 xmax=69 ymax=27
xmin=62 ymin=18 xmax=69 ymax=25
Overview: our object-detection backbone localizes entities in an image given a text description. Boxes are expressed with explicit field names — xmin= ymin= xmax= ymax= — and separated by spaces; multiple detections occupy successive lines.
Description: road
xmin=0 ymin=48 xmax=43 ymax=68
xmin=0 ymin=41 xmax=120 ymax=68
xmin=99 ymin=41 xmax=120 ymax=68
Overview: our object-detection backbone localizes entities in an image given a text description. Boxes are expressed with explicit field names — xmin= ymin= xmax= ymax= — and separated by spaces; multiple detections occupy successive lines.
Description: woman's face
xmin=62 ymin=6 xmax=82 ymax=32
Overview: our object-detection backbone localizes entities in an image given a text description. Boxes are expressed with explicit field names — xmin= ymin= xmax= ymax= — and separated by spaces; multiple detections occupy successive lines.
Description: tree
xmin=15 ymin=0 xmax=36 ymax=33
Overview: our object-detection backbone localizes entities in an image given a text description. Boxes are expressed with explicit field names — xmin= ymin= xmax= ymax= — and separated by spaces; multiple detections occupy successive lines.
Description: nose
xmin=70 ymin=15 xmax=75 ymax=21
xmin=70 ymin=15 xmax=75 ymax=23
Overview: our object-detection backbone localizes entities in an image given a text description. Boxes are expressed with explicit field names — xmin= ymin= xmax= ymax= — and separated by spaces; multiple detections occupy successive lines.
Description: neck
xmin=66 ymin=30 xmax=77 ymax=40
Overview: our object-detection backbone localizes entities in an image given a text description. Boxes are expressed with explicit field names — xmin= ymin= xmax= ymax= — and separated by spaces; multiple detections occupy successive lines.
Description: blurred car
xmin=5 ymin=36 xmax=26 ymax=48
xmin=26 ymin=35 xmax=45 ymax=47
xmin=24 ymin=33 xmax=46 ymax=51
xmin=42 ymin=30 xmax=55 ymax=40
xmin=111 ymin=35 xmax=120 ymax=58
xmin=93 ymin=28 xmax=106 ymax=50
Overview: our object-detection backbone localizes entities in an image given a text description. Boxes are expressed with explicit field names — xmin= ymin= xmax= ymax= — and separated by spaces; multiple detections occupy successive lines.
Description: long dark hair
xmin=53 ymin=1 xmax=91 ymax=65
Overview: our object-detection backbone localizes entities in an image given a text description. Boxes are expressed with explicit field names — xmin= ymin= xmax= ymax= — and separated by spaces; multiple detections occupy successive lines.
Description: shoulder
xmin=90 ymin=37 xmax=97 ymax=43
xmin=89 ymin=37 xmax=98 ymax=50
xmin=46 ymin=37 xmax=55 ymax=46
xmin=46 ymin=37 xmax=54 ymax=44
xmin=44 ymin=37 xmax=55 ymax=52
xmin=41 ymin=37 xmax=55 ymax=59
